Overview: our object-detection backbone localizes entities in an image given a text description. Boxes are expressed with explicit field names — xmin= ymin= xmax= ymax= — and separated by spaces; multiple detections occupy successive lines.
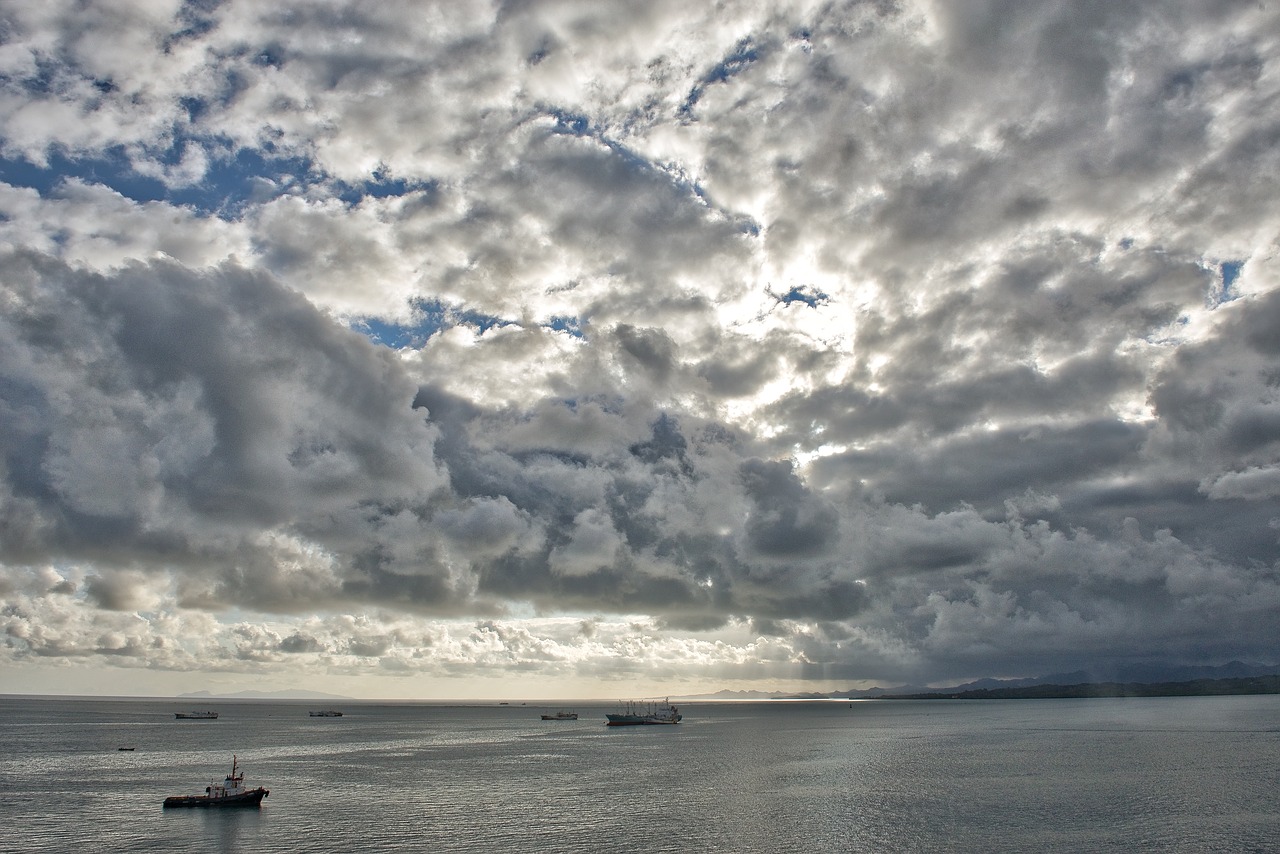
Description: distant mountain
xmin=879 ymin=675 xmax=1280 ymax=700
xmin=858 ymin=660 xmax=1280 ymax=699
xmin=691 ymin=689 xmax=841 ymax=700
xmin=178 ymin=688 xmax=352 ymax=701
xmin=1034 ymin=660 xmax=1279 ymax=685
xmin=681 ymin=661 xmax=1280 ymax=702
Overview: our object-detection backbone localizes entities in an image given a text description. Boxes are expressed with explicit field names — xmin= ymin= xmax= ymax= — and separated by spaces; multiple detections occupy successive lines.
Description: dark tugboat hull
xmin=163 ymin=788 xmax=269 ymax=808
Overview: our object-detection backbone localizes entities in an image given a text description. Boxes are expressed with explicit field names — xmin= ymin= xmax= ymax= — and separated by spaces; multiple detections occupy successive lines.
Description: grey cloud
xmin=813 ymin=419 xmax=1146 ymax=516
xmin=1149 ymin=290 xmax=1280 ymax=457
xmin=346 ymin=637 xmax=393 ymax=658
xmin=279 ymin=633 xmax=326 ymax=654
xmin=658 ymin=613 xmax=730 ymax=632
xmin=0 ymin=250 xmax=449 ymax=607
xmin=627 ymin=413 xmax=689 ymax=468
xmin=1201 ymin=466 xmax=1280 ymax=502
xmin=1241 ymin=287 xmax=1280 ymax=355
xmin=436 ymin=497 xmax=541 ymax=558
xmin=614 ymin=325 xmax=677 ymax=382
xmin=821 ymin=507 xmax=1280 ymax=683
xmin=405 ymin=398 xmax=866 ymax=620
xmin=696 ymin=333 xmax=781 ymax=399
xmin=84 ymin=571 xmax=153 ymax=612
xmin=738 ymin=458 xmax=839 ymax=558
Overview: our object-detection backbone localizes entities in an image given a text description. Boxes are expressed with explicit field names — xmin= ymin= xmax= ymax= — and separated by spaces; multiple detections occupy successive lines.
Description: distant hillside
xmin=683 ymin=661 xmax=1280 ymax=702
xmin=878 ymin=675 xmax=1280 ymax=700
xmin=1021 ymin=660 xmax=1280 ymax=686
xmin=689 ymin=689 xmax=841 ymax=700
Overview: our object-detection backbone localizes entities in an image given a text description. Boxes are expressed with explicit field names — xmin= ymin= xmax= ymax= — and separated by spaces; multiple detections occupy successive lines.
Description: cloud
xmin=2 ymin=0 xmax=1279 ymax=694
xmin=0 ymin=250 xmax=446 ymax=600
xmin=1201 ymin=466 xmax=1280 ymax=502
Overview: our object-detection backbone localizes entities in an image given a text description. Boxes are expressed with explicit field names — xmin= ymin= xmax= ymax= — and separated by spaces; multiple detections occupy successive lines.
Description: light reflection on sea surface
xmin=2 ymin=696 xmax=1278 ymax=853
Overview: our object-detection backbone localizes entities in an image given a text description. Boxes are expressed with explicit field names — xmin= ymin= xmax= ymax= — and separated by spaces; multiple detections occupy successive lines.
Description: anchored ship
xmin=163 ymin=756 xmax=269 ymax=808
xmin=605 ymin=698 xmax=682 ymax=726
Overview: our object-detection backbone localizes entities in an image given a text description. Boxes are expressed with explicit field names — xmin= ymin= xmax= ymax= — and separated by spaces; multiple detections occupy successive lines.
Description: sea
xmin=1 ymin=694 xmax=1277 ymax=853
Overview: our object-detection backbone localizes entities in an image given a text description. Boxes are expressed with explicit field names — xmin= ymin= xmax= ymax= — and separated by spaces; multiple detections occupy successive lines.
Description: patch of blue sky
xmin=10 ymin=54 xmax=62 ymax=99
xmin=776 ymin=285 xmax=829 ymax=308
xmin=1199 ymin=258 xmax=1246 ymax=309
xmin=705 ymin=38 xmax=761 ymax=84
xmin=412 ymin=298 xmax=512 ymax=335
xmin=334 ymin=170 xmax=438 ymax=206
xmin=356 ymin=305 xmax=589 ymax=351
xmin=548 ymin=316 xmax=585 ymax=339
xmin=547 ymin=108 xmax=592 ymax=137
xmin=1220 ymin=260 xmax=1243 ymax=298
xmin=0 ymin=133 xmax=436 ymax=219
xmin=0 ymin=139 xmax=316 ymax=218
xmin=185 ymin=146 xmax=315 ymax=216
xmin=356 ymin=317 xmax=432 ymax=349
xmin=1 ymin=147 xmax=161 ymax=203
xmin=679 ymin=37 xmax=761 ymax=121
xmin=353 ymin=298 xmax=515 ymax=350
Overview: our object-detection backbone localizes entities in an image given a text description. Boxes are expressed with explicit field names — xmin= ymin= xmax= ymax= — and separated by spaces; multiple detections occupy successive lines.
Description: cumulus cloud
xmin=2 ymin=0 xmax=1279 ymax=695
xmin=1201 ymin=466 xmax=1280 ymax=502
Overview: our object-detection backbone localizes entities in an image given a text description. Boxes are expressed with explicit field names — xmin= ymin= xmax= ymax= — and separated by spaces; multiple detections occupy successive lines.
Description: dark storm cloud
xmin=83 ymin=570 xmax=152 ymax=612
xmin=404 ymin=392 xmax=866 ymax=620
xmin=1150 ymin=289 xmax=1280 ymax=459
xmin=738 ymin=458 xmax=839 ymax=558
xmin=695 ymin=332 xmax=783 ymax=399
xmin=614 ymin=325 xmax=678 ymax=382
xmin=0 ymin=249 xmax=447 ymax=609
xmin=279 ymin=632 xmax=325 ymax=654
xmin=811 ymin=419 xmax=1146 ymax=515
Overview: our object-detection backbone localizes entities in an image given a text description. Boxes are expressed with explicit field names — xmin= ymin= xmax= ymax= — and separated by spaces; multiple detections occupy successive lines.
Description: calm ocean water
xmin=1 ymin=694 xmax=1276 ymax=853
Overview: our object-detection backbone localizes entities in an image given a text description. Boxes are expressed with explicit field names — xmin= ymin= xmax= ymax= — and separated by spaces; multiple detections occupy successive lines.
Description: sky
xmin=1 ymin=0 xmax=1278 ymax=700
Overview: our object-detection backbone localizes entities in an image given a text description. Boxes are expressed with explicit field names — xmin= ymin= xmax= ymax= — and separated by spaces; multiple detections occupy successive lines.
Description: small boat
xmin=540 ymin=711 xmax=578 ymax=721
xmin=605 ymin=698 xmax=682 ymax=726
xmin=174 ymin=711 xmax=218 ymax=720
xmin=308 ymin=710 xmax=343 ymax=717
xmin=163 ymin=756 xmax=269 ymax=808
xmin=117 ymin=747 xmax=136 ymax=751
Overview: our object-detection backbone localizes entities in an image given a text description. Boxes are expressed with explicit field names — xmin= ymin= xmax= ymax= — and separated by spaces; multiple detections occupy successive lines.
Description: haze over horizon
xmin=2 ymin=0 xmax=1278 ymax=701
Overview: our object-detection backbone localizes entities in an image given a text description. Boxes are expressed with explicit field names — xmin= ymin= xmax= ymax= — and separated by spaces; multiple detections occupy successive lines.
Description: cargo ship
xmin=540 ymin=710 xmax=578 ymax=720
xmin=605 ymin=699 xmax=682 ymax=726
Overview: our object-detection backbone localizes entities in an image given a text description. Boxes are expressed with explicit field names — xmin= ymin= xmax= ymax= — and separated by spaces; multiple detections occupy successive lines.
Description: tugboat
xmin=163 ymin=756 xmax=269 ymax=808
xmin=605 ymin=698 xmax=682 ymax=726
